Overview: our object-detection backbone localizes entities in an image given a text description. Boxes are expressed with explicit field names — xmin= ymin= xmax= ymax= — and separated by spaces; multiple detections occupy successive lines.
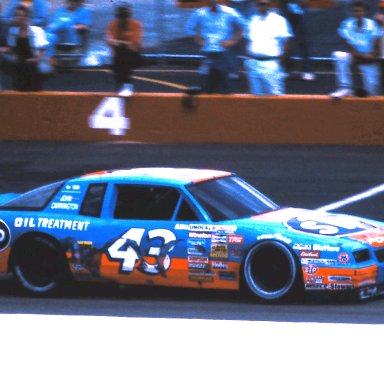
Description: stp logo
xmin=304 ymin=264 xmax=318 ymax=275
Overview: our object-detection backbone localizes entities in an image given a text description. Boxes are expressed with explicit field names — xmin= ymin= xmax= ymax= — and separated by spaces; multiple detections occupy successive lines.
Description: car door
xmin=98 ymin=183 xmax=203 ymax=287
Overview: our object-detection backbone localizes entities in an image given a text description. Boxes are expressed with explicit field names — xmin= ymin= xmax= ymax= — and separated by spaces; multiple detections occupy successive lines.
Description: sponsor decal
xmin=229 ymin=248 xmax=243 ymax=258
xmin=305 ymin=283 xmax=328 ymax=290
xmin=65 ymin=184 xmax=81 ymax=193
xmin=50 ymin=202 xmax=79 ymax=210
xmin=189 ymin=274 xmax=214 ymax=283
xmin=257 ymin=233 xmax=291 ymax=244
xmin=219 ymin=271 xmax=236 ymax=281
xmin=337 ymin=253 xmax=350 ymax=264
xmin=285 ymin=213 xmax=376 ymax=237
xmin=211 ymin=234 xmax=228 ymax=244
xmin=305 ymin=276 xmax=324 ymax=284
xmin=228 ymin=235 xmax=244 ymax=244
xmin=175 ymin=224 xmax=237 ymax=233
xmin=305 ymin=283 xmax=353 ymax=290
xmin=188 ymin=232 xmax=211 ymax=239
xmin=210 ymin=244 xmax=228 ymax=259
xmin=187 ymin=246 xmax=206 ymax=257
xmin=301 ymin=258 xmax=338 ymax=266
xmin=188 ymin=256 xmax=209 ymax=264
xmin=188 ymin=263 xmax=210 ymax=271
xmin=328 ymin=276 xmax=352 ymax=282
xmin=211 ymin=261 xmax=228 ymax=270
xmin=293 ymin=243 xmax=312 ymax=251
xmin=313 ymin=244 xmax=340 ymax=252
xmin=188 ymin=239 xmax=207 ymax=247
xmin=0 ymin=220 xmax=11 ymax=251
xmin=77 ymin=241 xmax=93 ymax=248
xmin=328 ymin=283 xmax=353 ymax=290
xmin=299 ymin=250 xmax=320 ymax=258
xmin=303 ymin=265 xmax=318 ymax=275
xmin=14 ymin=217 xmax=90 ymax=231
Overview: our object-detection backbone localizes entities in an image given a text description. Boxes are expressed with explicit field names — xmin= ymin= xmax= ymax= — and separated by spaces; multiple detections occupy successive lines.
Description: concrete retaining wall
xmin=0 ymin=92 xmax=383 ymax=145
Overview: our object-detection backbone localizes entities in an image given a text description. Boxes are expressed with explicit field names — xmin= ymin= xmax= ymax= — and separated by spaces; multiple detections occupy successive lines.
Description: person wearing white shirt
xmin=330 ymin=0 xmax=381 ymax=98
xmin=186 ymin=0 xmax=246 ymax=93
xmin=245 ymin=0 xmax=293 ymax=95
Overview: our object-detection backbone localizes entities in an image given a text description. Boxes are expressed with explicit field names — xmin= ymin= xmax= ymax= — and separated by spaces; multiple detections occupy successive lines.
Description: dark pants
xmin=13 ymin=61 xmax=42 ymax=91
xmin=284 ymin=12 xmax=312 ymax=73
xmin=202 ymin=51 xmax=231 ymax=94
xmin=112 ymin=45 xmax=141 ymax=91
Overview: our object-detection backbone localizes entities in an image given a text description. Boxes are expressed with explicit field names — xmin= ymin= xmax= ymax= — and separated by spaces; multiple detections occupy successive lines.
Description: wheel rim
xmin=244 ymin=242 xmax=297 ymax=300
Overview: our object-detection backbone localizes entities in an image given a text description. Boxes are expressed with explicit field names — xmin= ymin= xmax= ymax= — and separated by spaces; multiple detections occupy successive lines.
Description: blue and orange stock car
xmin=0 ymin=168 xmax=383 ymax=300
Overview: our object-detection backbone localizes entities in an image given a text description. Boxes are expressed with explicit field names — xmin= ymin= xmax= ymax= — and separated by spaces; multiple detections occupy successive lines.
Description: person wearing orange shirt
xmin=106 ymin=3 xmax=143 ymax=97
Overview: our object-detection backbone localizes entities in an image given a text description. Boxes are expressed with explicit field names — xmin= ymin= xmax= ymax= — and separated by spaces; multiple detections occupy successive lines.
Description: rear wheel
xmin=11 ymin=235 xmax=68 ymax=295
xmin=243 ymin=241 xmax=301 ymax=301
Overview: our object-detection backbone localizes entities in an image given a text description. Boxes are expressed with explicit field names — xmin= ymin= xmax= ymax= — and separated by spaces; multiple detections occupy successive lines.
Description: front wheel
xmin=11 ymin=235 xmax=68 ymax=295
xmin=243 ymin=241 xmax=301 ymax=301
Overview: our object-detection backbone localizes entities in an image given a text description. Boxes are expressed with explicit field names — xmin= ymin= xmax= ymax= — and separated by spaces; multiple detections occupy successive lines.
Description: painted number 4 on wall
xmin=89 ymin=97 xmax=130 ymax=135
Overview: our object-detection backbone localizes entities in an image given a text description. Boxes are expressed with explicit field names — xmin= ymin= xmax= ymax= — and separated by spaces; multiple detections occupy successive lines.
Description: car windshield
xmin=0 ymin=181 xmax=64 ymax=210
xmin=187 ymin=176 xmax=279 ymax=222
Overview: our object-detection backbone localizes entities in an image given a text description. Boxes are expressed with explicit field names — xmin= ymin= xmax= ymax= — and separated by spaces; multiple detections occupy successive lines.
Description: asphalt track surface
xmin=0 ymin=143 xmax=383 ymax=323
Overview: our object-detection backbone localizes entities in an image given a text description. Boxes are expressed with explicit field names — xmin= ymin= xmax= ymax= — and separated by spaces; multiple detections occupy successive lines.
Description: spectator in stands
xmin=228 ymin=0 xmax=255 ymax=80
xmin=186 ymin=0 xmax=246 ymax=94
xmin=279 ymin=0 xmax=315 ymax=80
xmin=245 ymin=0 xmax=293 ymax=95
xmin=6 ymin=4 xmax=48 ymax=91
xmin=373 ymin=0 xmax=384 ymax=94
xmin=106 ymin=3 xmax=143 ymax=97
xmin=46 ymin=0 xmax=92 ymax=59
xmin=0 ymin=4 xmax=8 ymax=90
xmin=329 ymin=1 xmax=381 ymax=98
xmin=3 ymin=0 xmax=48 ymax=27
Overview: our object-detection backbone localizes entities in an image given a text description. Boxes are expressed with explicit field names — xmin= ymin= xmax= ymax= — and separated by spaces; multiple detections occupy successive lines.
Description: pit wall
xmin=0 ymin=92 xmax=383 ymax=145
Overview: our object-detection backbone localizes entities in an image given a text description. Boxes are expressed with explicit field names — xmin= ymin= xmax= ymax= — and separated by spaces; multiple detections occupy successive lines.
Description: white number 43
xmin=107 ymin=228 xmax=177 ymax=275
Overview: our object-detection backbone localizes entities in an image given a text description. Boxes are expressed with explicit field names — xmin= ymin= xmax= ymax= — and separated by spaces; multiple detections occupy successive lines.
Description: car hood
xmin=239 ymin=208 xmax=384 ymax=248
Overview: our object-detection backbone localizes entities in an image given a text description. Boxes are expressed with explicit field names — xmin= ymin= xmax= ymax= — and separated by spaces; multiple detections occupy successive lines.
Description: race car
xmin=0 ymin=167 xmax=383 ymax=301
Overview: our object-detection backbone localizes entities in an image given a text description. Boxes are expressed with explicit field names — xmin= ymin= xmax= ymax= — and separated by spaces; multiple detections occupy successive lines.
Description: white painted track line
xmin=317 ymin=183 xmax=384 ymax=212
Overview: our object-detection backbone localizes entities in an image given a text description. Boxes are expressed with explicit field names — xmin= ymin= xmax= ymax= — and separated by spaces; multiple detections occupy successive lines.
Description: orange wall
xmin=0 ymin=92 xmax=383 ymax=145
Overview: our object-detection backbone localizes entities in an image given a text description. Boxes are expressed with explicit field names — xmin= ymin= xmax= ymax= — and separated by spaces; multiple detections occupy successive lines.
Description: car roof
xmin=77 ymin=168 xmax=233 ymax=186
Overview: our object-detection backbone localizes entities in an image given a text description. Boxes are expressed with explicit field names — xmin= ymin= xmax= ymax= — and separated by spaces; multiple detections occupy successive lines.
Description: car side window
xmin=80 ymin=183 xmax=107 ymax=217
xmin=176 ymin=198 xmax=200 ymax=221
xmin=114 ymin=185 xmax=181 ymax=220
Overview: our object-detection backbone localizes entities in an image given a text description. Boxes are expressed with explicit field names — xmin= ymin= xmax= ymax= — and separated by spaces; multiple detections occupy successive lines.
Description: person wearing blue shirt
xmin=46 ymin=0 xmax=92 ymax=58
xmin=186 ymin=0 xmax=246 ymax=93
xmin=330 ymin=0 xmax=381 ymax=98
xmin=3 ymin=0 xmax=48 ymax=27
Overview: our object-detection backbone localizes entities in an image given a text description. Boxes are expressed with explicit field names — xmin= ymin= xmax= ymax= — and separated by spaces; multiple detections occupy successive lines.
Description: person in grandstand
xmin=373 ymin=0 xmax=384 ymax=94
xmin=6 ymin=4 xmax=48 ymax=91
xmin=3 ymin=0 xmax=48 ymax=27
xmin=329 ymin=0 xmax=381 ymax=98
xmin=46 ymin=0 xmax=91 ymax=59
xmin=279 ymin=0 xmax=315 ymax=81
xmin=186 ymin=0 xmax=246 ymax=94
xmin=106 ymin=3 xmax=143 ymax=97
xmin=245 ymin=0 xmax=293 ymax=95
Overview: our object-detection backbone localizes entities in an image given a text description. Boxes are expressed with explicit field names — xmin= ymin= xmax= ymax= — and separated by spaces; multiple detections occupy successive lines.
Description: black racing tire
xmin=11 ymin=235 xmax=68 ymax=296
xmin=243 ymin=241 xmax=302 ymax=301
